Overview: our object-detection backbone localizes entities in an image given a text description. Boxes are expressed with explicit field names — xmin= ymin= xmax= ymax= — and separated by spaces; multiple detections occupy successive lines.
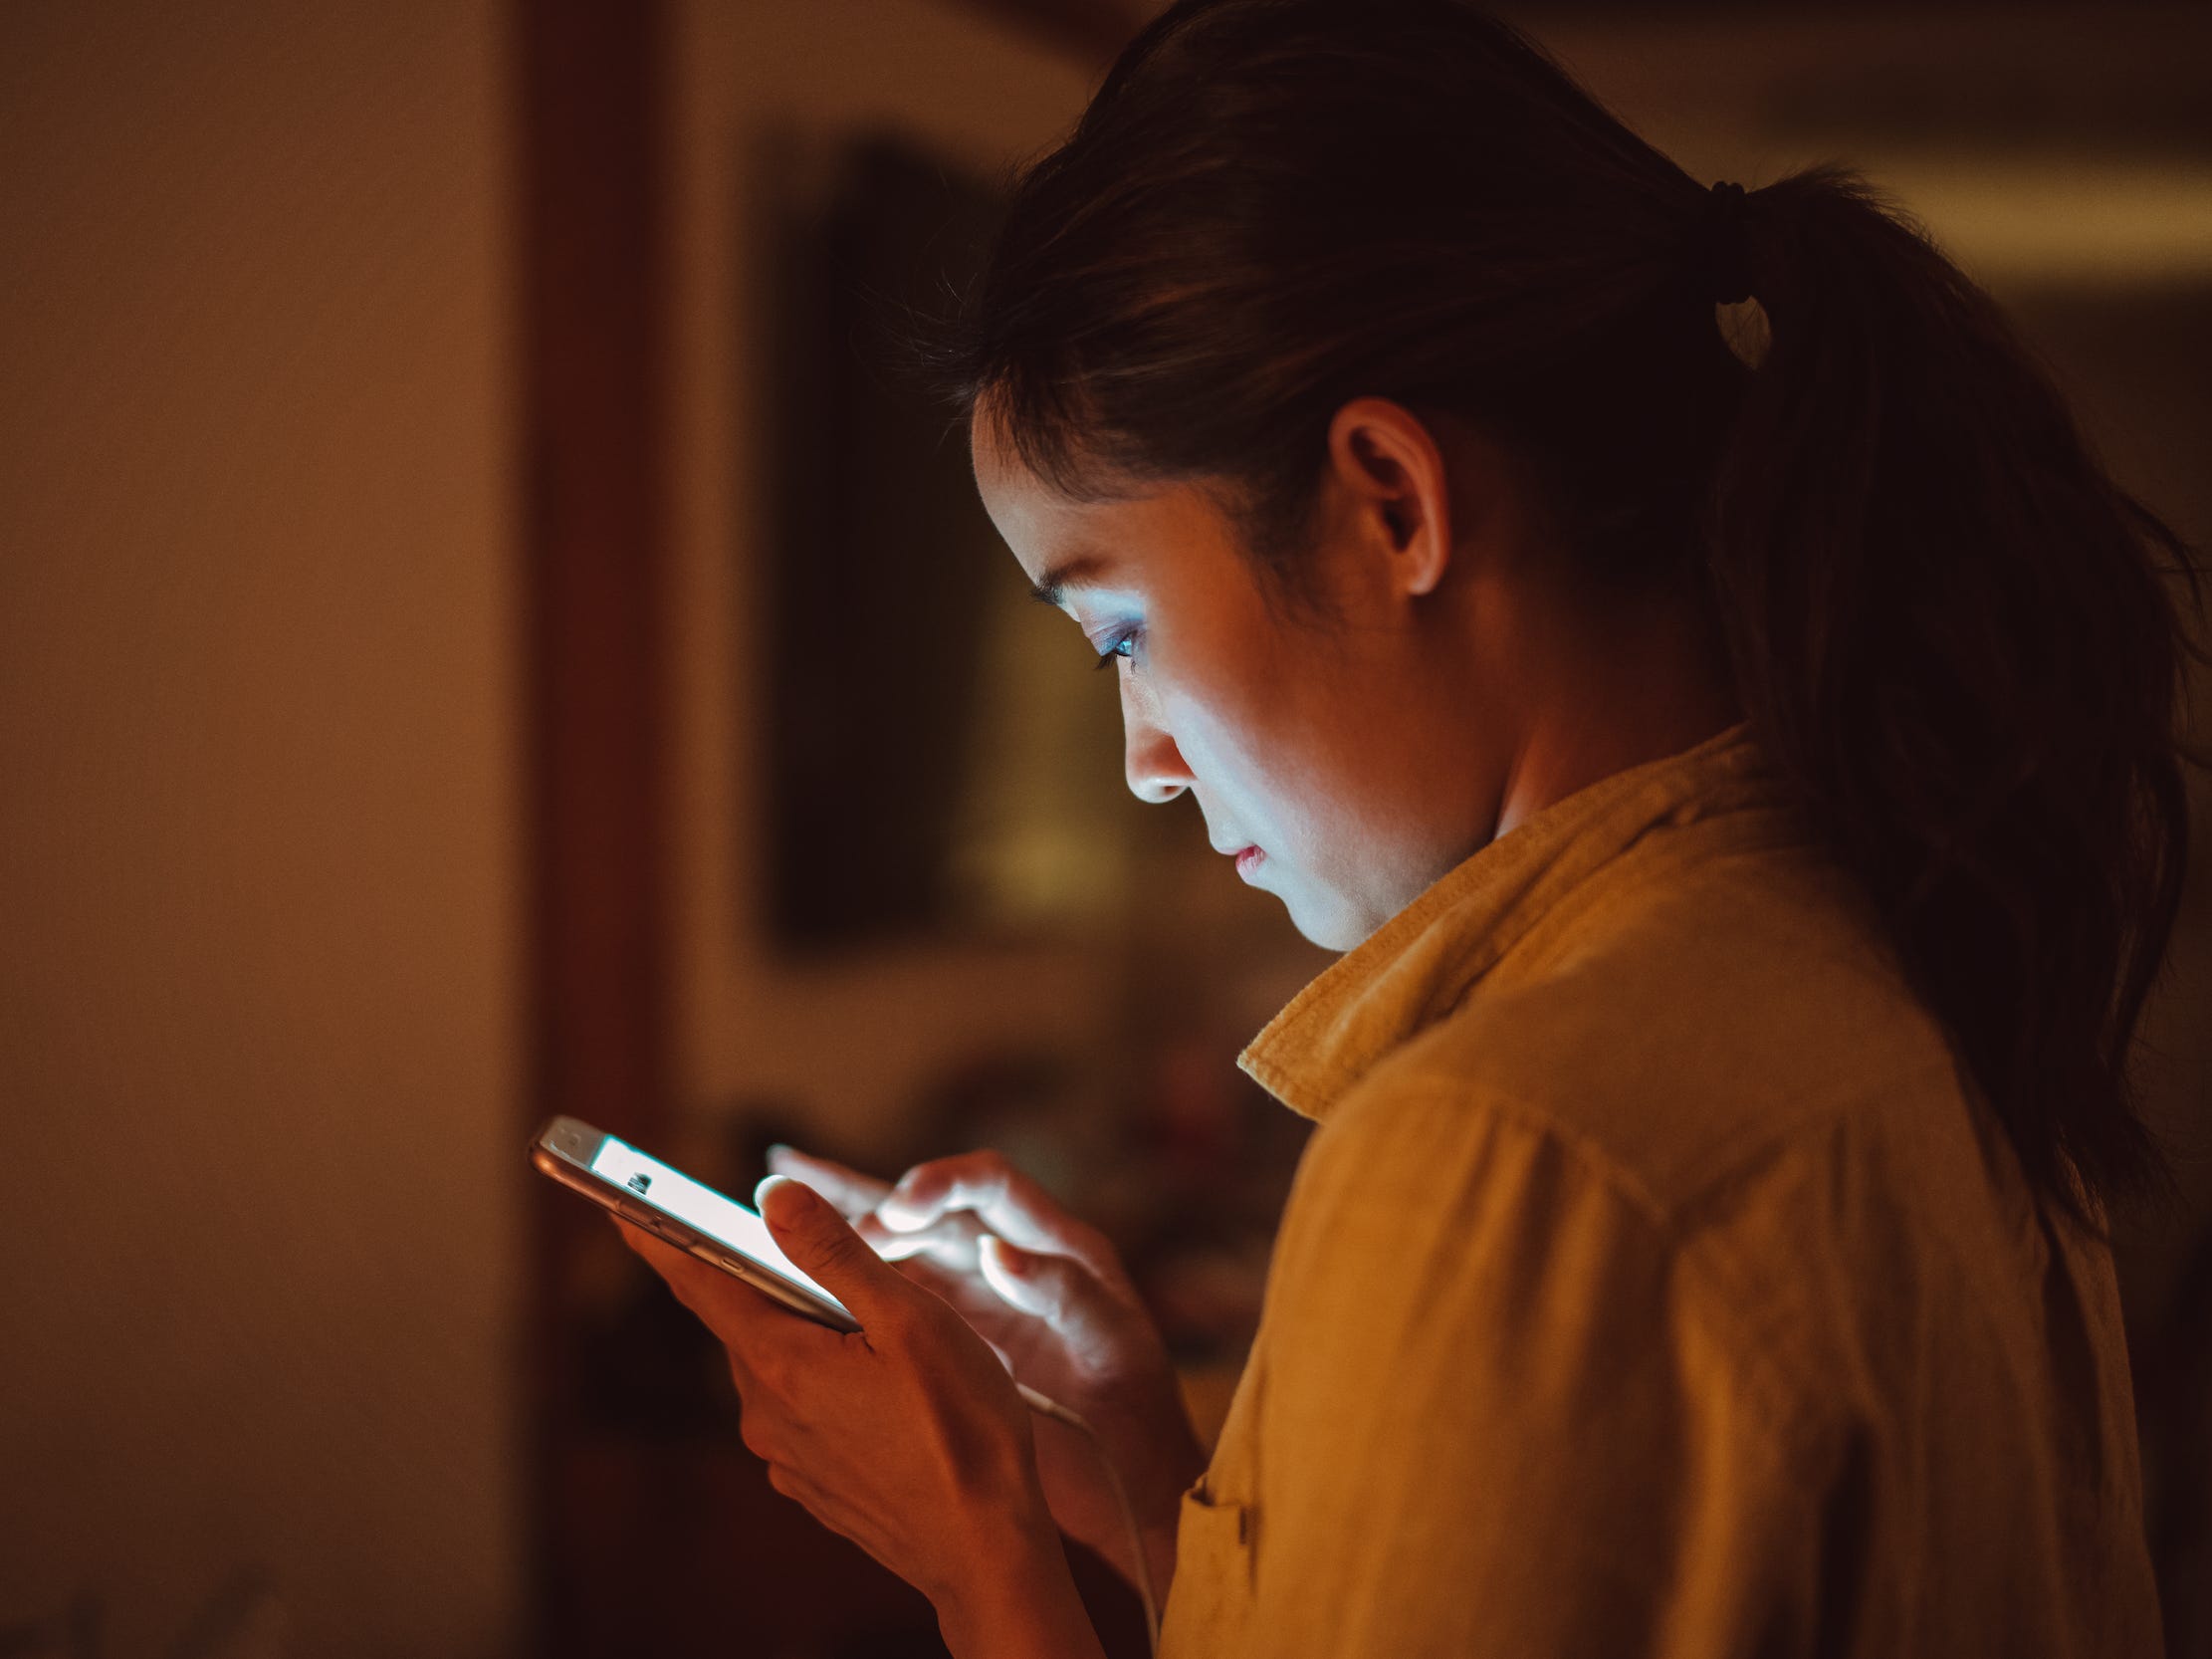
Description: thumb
xmin=978 ymin=1235 xmax=1133 ymax=1370
xmin=757 ymin=1172 xmax=911 ymax=1323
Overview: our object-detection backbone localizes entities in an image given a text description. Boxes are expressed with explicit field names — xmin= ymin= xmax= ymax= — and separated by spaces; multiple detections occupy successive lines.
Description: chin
xmin=1285 ymin=889 xmax=1373 ymax=954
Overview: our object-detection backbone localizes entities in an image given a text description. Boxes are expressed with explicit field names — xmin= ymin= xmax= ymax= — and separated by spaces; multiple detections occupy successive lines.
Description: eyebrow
xmin=1027 ymin=553 xmax=1119 ymax=608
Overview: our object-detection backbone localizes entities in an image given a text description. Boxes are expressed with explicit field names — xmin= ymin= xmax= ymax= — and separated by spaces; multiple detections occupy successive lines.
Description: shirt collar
xmin=1236 ymin=720 xmax=1795 ymax=1122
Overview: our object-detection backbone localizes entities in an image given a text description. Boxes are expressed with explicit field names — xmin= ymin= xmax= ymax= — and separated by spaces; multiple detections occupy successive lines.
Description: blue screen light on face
xmin=589 ymin=1137 xmax=850 ymax=1316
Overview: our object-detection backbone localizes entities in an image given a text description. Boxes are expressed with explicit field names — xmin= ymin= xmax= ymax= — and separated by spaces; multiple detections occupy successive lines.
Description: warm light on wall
xmin=1868 ymin=155 xmax=2212 ymax=286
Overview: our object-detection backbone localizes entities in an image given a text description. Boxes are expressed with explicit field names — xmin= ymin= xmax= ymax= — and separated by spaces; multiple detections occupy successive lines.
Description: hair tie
xmin=1693 ymin=179 xmax=1755 ymax=307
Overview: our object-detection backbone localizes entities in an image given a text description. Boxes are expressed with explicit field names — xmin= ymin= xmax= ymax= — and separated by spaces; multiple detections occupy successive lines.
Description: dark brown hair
xmin=901 ymin=0 xmax=2205 ymax=1219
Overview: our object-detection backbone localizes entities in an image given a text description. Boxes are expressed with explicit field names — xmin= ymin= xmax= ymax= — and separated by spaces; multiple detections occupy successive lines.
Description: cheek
xmin=1168 ymin=678 xmax=1346 ymax=852
xmin=1152 ymin=608 xmax=1400 ymax=862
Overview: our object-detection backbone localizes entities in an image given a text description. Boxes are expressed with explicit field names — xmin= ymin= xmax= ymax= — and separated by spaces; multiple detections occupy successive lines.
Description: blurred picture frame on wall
xmin=755 ymin=126 xmax=1140 ymax=961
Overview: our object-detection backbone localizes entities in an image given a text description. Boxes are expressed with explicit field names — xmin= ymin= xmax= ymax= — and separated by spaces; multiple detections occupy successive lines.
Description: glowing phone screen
xmin=588 ymin=1136 xmax=849 ymax=1317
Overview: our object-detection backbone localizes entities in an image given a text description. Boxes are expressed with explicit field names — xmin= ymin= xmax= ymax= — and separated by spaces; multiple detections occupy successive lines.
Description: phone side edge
xmin=526 ymin=1144 xmax=860 ymax=1333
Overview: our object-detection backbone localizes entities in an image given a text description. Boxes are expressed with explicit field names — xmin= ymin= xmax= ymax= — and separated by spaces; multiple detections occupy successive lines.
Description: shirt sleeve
xmin=1236 ymin=1080 xmax=1843 ymax=1659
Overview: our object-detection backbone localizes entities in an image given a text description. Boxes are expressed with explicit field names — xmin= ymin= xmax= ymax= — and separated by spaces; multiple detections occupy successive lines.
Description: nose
xmin=1120 ymin=667 xmax=1190 ymax=805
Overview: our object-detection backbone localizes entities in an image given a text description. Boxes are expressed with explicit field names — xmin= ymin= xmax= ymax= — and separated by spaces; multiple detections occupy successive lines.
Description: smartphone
xmin=530 ymin=1115 xmax=859 ymax=1332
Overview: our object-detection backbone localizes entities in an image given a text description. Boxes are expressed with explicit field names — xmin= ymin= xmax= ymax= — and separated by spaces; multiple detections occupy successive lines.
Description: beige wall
xmin=0 ymin=5 xmax=522 ymax=1656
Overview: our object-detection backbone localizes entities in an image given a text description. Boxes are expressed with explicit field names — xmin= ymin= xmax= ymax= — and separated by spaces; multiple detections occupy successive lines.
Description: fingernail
xmin=756 ymin=1172 xmax=814 ymax=1216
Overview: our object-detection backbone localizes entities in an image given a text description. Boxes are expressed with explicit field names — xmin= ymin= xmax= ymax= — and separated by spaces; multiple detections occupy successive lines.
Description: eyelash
xmin=1093 ymin=629 xmax=1137 ymax=672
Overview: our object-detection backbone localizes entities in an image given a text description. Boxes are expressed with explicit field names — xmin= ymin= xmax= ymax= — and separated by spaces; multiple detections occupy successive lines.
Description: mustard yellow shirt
xmin=1159 ymin=722 xmax=2161 ymax=1657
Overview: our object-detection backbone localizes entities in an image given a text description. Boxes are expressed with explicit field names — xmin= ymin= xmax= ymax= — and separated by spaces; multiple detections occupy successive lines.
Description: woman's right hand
xmin=766 ymin=1144 xmax=1206 ymax=1600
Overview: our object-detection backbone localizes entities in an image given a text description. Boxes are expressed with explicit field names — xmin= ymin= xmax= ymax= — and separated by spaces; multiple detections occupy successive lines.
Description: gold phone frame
xmin=529 ymin=1114 xmax=861 ymax=1333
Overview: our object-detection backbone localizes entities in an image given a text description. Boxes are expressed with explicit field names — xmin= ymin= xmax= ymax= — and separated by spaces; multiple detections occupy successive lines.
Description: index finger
xmin=875 ymin=1153 xmax=1124 ymax=1291
xmin=765 ymin=1144 xmax=893 ymax=1218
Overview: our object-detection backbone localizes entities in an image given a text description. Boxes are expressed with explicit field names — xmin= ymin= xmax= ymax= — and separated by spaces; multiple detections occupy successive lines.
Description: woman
xmin=619 ymin=1 xmax=2203 ymax=1652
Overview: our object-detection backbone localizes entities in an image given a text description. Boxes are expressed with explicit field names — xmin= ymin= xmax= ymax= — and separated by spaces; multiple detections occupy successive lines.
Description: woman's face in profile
xmin=971 ymin=412 xmax=1485 ymax=952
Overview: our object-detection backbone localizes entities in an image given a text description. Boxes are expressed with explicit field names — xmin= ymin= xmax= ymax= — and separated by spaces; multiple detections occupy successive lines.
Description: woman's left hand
xmin=615 ymin=1174 xmax=1105 ymax=1658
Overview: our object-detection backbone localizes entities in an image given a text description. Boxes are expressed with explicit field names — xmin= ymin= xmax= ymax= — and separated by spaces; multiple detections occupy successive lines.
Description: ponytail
xmin=906 ymin=0 xmax=2206 ymax=1219
xmin=1708 ymin=165 xmax=2204 ymax=1218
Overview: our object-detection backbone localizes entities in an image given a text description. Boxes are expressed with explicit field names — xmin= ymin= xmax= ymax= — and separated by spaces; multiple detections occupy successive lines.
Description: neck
xmin=1490 ymin=581 xmax=1742 ymax=842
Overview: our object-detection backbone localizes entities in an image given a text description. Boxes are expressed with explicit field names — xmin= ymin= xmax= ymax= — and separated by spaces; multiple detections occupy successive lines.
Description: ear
xmin=1324 ymin=396 xmax=1458 ymax=601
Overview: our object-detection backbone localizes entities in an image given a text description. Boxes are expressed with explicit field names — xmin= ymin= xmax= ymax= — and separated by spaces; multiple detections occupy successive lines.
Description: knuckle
xmin=738 ymin=1411 xmax=775 ymax=1461
xmin=862 ymin=1296 xmax=913 ymax=1336
xmin=814 ymin=1230 xmax=868 ymax=1277
xmin=864 ymin=1302 xmax=925 ymax=1349
xmin=1065 ymin=1218 xmax=1117 ymax=1265
xmin=925 ymin=1148 xmax=1002 ymax=1191
xmin=749 ymin=1343 xmax=789 ymax=1390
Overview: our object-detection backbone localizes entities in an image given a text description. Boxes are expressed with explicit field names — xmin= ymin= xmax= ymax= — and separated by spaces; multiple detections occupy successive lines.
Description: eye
xmin=1092 ymin=628 xmax=1138 ymax=672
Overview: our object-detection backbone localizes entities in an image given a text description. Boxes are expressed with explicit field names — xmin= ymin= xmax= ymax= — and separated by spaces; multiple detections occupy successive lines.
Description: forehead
xmin=967 ymin=408 xmax=1268 ymax=612
xmin=967 ymin=409 xmax=1033 ymax=516
xmin=971 ymin=412 xmax=1223 ymax=532
xmin=970 ymin=419 xmax=1075 ymax=572
xmin=969 ymin=414 xmax=1144 ymax=575
xmin=967 ymin=403 xmax=1107 ymax=515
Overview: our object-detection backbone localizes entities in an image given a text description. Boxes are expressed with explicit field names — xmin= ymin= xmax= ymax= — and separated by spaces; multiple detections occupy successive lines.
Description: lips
xmin=1213 ymin=836 xmax=1265 ymax=879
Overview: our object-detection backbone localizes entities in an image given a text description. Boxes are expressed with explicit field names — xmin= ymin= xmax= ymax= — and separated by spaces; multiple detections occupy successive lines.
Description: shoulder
xmin=1261 ymin=1066 xmax=1838 ymax=1498
xmin=1261 ymin=836 xmax=2002 ymax=1431
xmin=1361 ymin=833 xmax=1964 ymax=1218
